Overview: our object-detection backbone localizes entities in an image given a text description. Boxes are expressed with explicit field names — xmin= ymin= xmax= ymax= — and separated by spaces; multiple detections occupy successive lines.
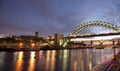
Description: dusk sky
xmin=0 ymin=0 xmax=120 ymax=36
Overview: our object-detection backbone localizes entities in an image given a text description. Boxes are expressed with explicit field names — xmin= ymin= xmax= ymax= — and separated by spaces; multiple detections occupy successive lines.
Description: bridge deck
xmin=68 ymin=32 xmax=120 ymax=39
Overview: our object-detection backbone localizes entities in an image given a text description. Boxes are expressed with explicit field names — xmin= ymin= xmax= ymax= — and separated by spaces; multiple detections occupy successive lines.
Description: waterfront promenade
xmin=110 ymin=52 xmax=120 ymax=71
xmin=91 ymin=58 xmax=113 ymax=71
xmin=91 ymin=50 xmax=120 ymax=71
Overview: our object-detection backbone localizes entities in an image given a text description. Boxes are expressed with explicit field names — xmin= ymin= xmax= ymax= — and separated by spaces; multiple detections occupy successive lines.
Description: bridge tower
xmin=54 ymin=34 xmax=64 ymax=47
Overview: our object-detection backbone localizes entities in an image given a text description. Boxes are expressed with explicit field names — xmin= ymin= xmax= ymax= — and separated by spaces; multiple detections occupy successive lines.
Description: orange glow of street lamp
xmin=19 ymin=43 xmax=23 ymax=46
xmin=31 ymin=43 xmax=35 ymax=47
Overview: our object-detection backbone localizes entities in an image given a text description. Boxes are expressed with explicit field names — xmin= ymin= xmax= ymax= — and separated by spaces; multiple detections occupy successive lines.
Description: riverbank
xmin=110 ymin=52 xmax=120 ymax=71
xmin=91 ymin=59 xmax=113 ymax=71
xmin=0 ymin=46 xmax=105 ymax=52
xmin=0 ymin=48 xmax=40 ymax=52
xmin=91 ymin=50 xmax=120 ymax=71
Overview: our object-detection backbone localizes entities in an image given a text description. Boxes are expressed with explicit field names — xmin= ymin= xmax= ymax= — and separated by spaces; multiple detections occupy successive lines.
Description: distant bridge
xmin=68 ymin=33 xmax=120 ymax=48
xmin=61 ymin=21 xmax=120 ymax=47
xmin=70 ymin=21 xmax=120 ymax=35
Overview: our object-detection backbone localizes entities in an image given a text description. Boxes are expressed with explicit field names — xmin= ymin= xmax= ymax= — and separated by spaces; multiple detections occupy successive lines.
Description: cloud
xmin=0 ymin=0 xmax=120 ymax=36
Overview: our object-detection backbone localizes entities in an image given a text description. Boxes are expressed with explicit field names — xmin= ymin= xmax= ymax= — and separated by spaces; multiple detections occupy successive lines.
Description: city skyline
xmin=0 ymin=0 xmax=120 ymax=36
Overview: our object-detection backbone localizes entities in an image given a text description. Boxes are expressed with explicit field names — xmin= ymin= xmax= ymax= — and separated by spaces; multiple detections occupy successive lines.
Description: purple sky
xmin=0 ymin=0 xmax=120 ymax=36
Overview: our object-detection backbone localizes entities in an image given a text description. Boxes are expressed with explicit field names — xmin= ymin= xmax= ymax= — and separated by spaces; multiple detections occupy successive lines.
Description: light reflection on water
xmin=28 ymin=52 xmax=35 ymax=71
xmin=15 ymin=52 xmax=23 ymax=71
xmin=0 ymin=48 xmax=119 ymax=71
xmin=45 ymin=50 xmax=56 ymax=71
xmin=45 ymin=50 xmax=50 ymax=71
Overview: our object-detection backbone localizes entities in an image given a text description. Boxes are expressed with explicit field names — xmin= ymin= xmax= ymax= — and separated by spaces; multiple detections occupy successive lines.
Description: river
xmin=0 ymin=48 xmax=118 ymax=71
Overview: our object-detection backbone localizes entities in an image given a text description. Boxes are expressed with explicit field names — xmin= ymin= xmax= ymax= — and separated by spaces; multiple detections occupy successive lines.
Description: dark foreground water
xmin=0 ymin=48 xmax=119 ymax=71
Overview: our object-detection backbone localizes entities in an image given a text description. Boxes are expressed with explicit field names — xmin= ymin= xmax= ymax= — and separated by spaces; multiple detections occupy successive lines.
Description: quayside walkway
xmin=91 ymin=58 xmax=114 ymax=71
xmin=91 ymin=51 xmax=120 ymax=71
xmin=110 ymin=52 xmax=120 ymax=71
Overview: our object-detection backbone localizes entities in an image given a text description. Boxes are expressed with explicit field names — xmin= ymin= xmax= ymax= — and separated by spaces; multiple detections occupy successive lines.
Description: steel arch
xmin=70 ymin=21 xmax=120 ymax=35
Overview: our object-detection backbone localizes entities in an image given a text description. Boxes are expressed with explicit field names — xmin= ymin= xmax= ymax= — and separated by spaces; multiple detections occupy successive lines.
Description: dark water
xmin=0 ymin=48 xmax=118 ymax=71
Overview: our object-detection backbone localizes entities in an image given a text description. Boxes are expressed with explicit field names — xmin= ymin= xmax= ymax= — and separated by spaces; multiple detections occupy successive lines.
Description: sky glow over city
xmin=0 ymin=0 xmax=120 ymax=36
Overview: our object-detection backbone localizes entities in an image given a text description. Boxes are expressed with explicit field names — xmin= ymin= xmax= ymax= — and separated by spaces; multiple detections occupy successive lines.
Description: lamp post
xmin=113 ymin=39 xmax=116 ymax=61
xmin=113 ymin=47 xmax=116 ymax=61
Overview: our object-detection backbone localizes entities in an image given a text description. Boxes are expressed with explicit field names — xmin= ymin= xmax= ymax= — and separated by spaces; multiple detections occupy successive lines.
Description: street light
xmin=113 ymin=47 xmax=116 ymax=61
xmin=113 ymin=39 xmax=116 ymax=61
xmin=31 ymin=43 xmax=35 ymax=47
xmin=19 ymin=42 xmax=23 ymax=48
